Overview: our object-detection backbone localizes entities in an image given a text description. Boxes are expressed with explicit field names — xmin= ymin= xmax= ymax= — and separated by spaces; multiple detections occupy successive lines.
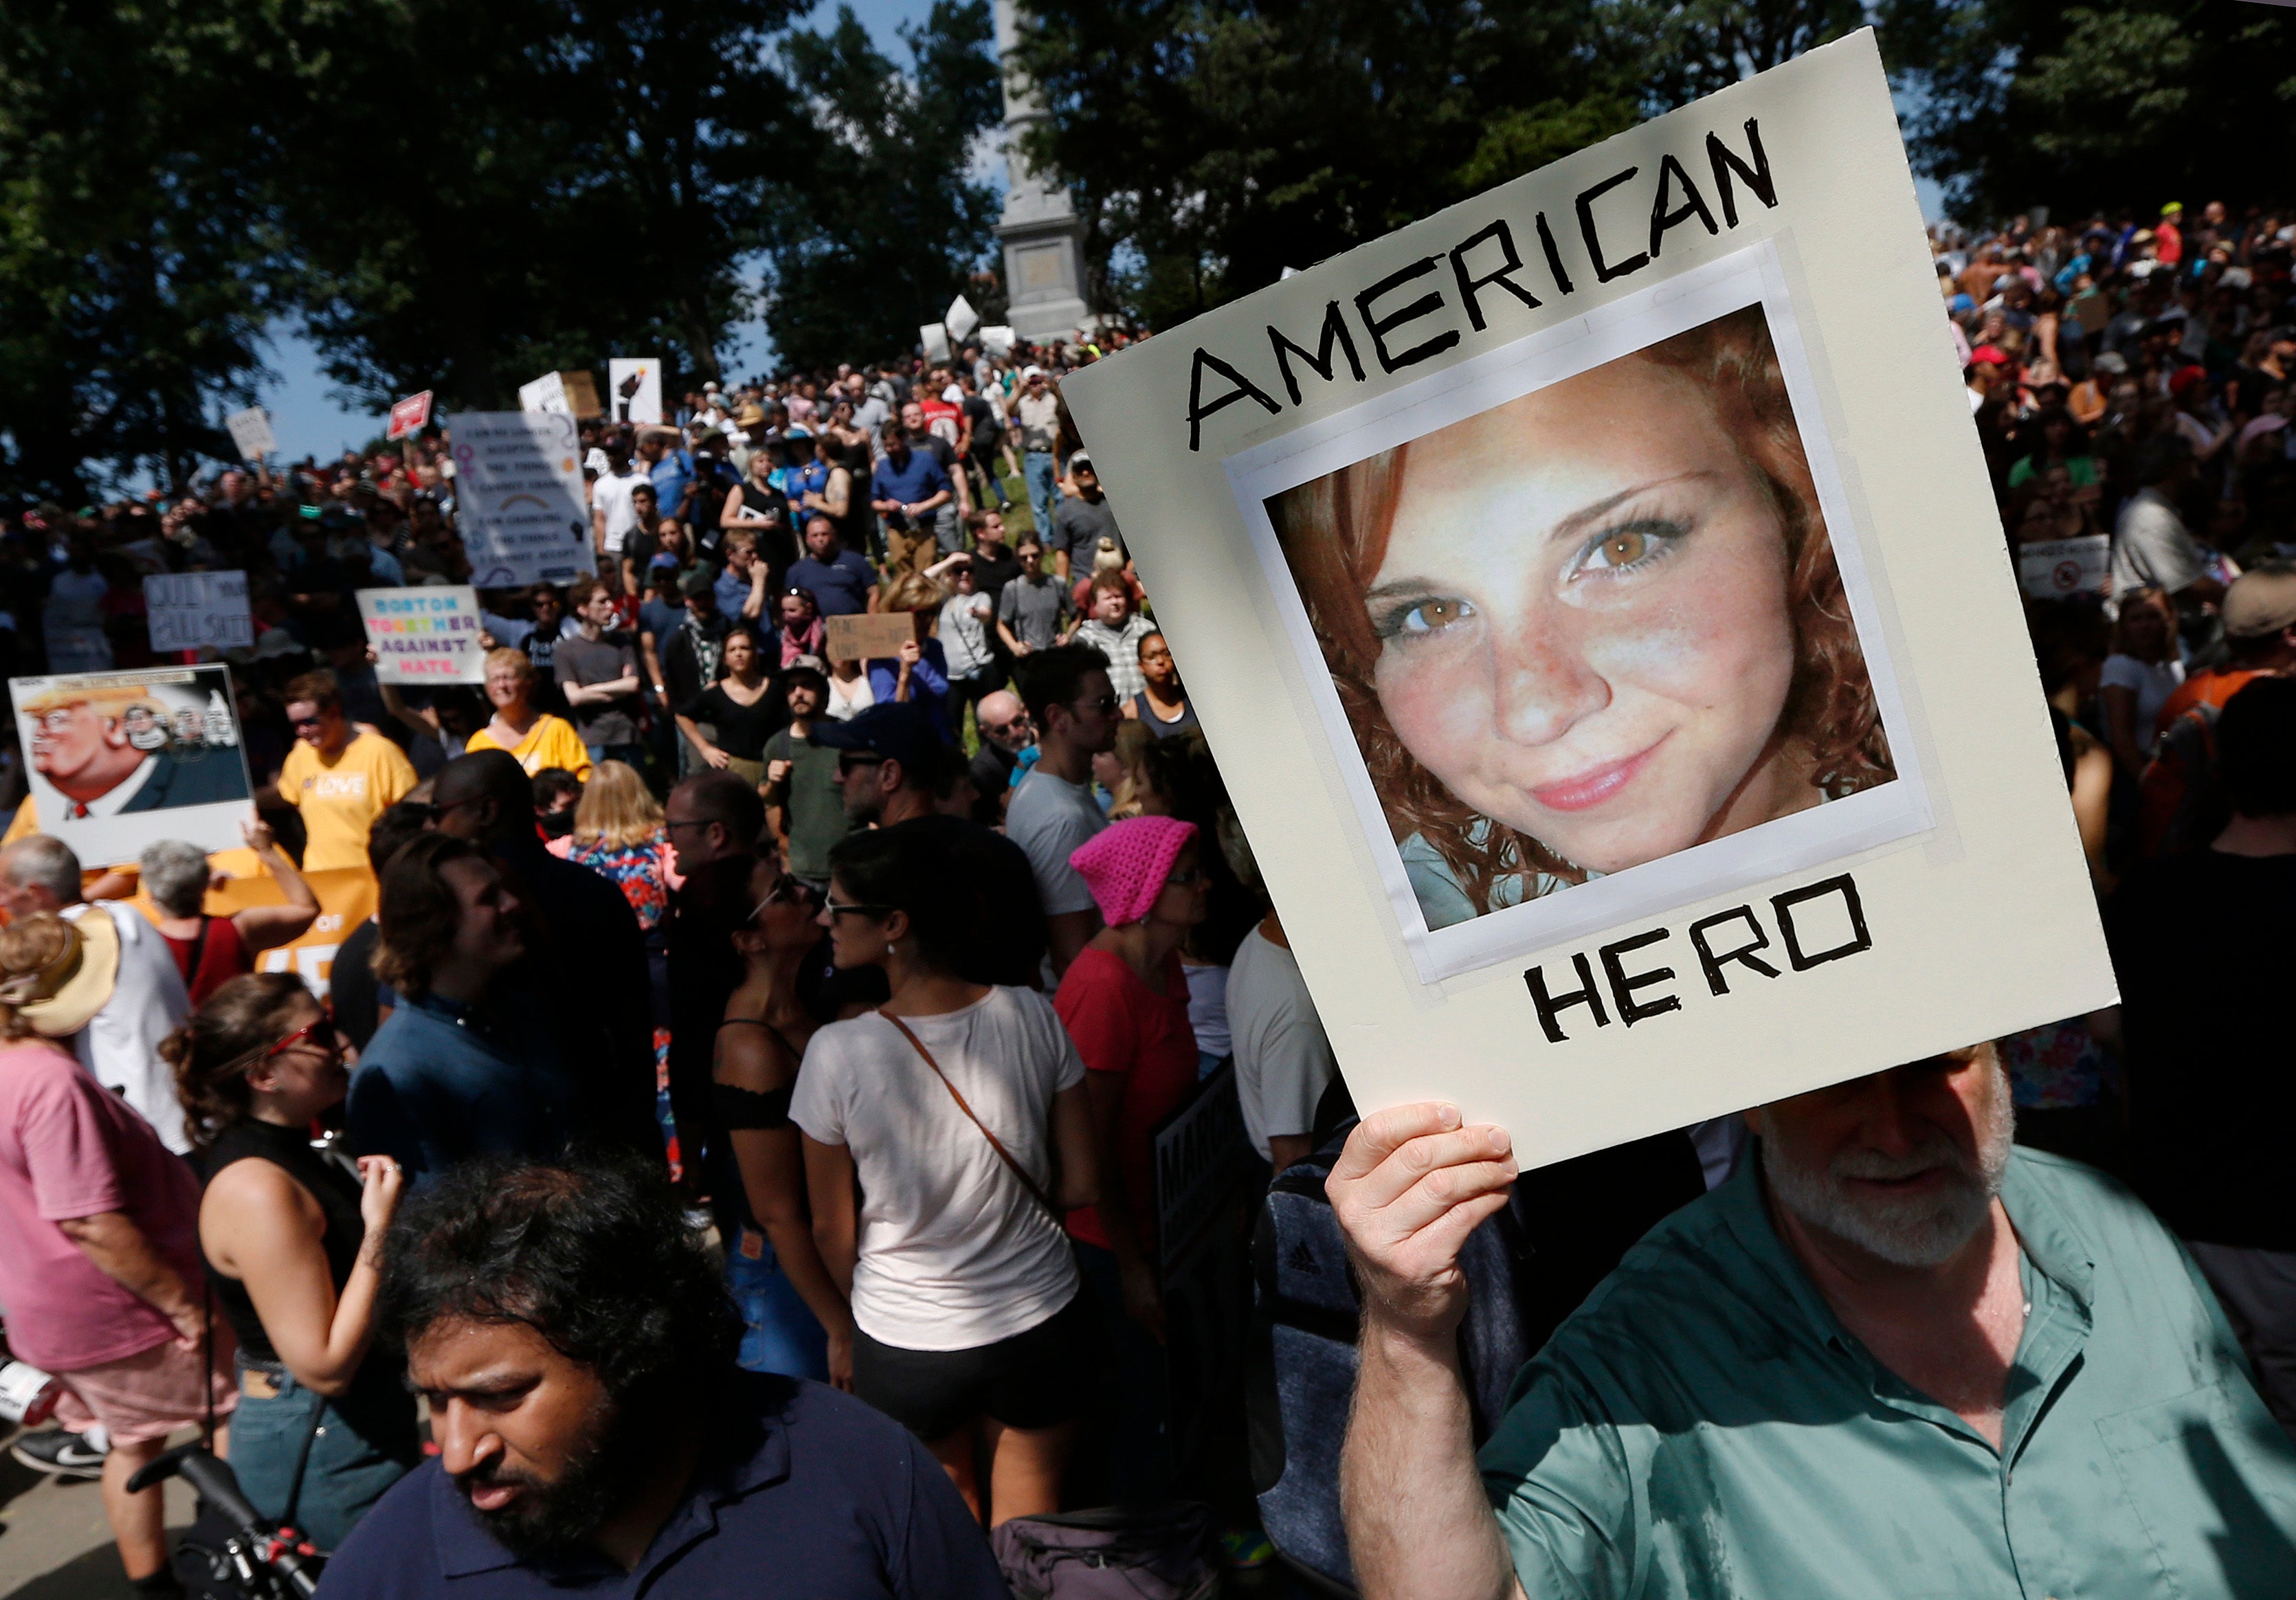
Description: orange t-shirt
xmin=2157 ymin=668 xmax=2266 ymax=731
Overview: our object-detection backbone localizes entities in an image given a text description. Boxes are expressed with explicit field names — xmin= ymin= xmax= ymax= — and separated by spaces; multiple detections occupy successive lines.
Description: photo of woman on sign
xmin=1269 ymin=306 xmax=1895 ymax=931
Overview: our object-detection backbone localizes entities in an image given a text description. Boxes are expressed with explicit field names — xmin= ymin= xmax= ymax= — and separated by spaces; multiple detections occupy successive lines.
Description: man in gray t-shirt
xmin=998 ymin=546 xmax=1071 ymax=656
xmin=556 ymin=581 xmax=644 ymax=758
xmin=1045 ymin=458 xmax=1125 ymax=581
xmin=2111 ymin=438 xmax=2225 ymax=616
xmin=1007 ymin=645 xmax=1122 ymax=974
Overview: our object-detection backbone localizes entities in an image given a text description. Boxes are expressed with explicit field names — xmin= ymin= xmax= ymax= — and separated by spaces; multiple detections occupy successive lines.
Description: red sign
xmin=387 ymin=390 xmax=434 ymax=440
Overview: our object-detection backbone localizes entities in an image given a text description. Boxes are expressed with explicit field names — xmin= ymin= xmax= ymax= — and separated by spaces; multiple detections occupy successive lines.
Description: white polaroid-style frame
xmin=1057 ymin=32 xmax=2117 ymax=1169
xmin=1227 ymin=243 xmax=1935 ymax=982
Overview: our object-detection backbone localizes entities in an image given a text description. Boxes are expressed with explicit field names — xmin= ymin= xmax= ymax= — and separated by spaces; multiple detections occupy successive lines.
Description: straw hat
xmin=4 ymin=911 xmax=119 ymax=1038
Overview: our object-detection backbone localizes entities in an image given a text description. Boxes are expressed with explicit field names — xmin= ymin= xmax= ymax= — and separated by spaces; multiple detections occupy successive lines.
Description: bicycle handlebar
xmin=124 ymin=1443 xmax=323 ymax=1598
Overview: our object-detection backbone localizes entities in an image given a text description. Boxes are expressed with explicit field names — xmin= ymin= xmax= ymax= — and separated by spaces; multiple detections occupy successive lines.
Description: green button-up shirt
xmin=1478 ymin=1146 xmax=2296 ymax=1598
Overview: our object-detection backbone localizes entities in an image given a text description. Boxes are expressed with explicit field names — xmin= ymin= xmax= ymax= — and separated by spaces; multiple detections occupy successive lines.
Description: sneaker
xmin=1218 ymin=1528 xmax=1275 ymax=1570
xmin=12 ymin=1427 xmax=106 ymax=1479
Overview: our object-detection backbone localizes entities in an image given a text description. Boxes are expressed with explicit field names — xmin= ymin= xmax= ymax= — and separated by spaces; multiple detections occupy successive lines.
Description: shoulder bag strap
xmin=880 ymin=1011 xmax=1062 ymax=1221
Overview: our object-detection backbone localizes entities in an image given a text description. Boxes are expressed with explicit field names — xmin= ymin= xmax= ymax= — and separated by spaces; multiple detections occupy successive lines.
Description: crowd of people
xmin=0 ymin=195 xmax=2292 ymax=1600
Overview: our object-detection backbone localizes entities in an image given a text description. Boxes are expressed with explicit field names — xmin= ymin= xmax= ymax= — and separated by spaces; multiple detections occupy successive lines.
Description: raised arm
xmin=232 ymin=817 xmax=321 ymax=952
xmin=1330 ymin=1102 xmax=1526 ymax=1600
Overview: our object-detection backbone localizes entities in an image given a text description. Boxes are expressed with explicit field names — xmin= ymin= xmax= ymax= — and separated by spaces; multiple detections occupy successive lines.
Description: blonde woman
xmin=867 ymin=572 xmax=953 ymax=738
xmin=462 ymin=647 xmax=592 ymax=780
xmin=548 ymin=760 xmax=680 ymax=1156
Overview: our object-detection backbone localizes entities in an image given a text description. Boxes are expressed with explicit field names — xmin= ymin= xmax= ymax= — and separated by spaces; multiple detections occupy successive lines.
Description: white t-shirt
xmin=1183 ymin=958 xmax=1229 ymax=1060
xmin=2099 ymin=652 xmax=2186 ymax=754
xmin=592 ymin=467 xmax=644 ymax=555
xmin=63 ymin=902 xmax=193 ymax=1153
xmin=790 ymin=988 xmax=1084 ymax=1351
xmin=1006 ymin=769 xmax=1106 ymax=917
xmin=825 ymin=671 xmax=875 ymax=722
xmin=1226 ymin=926 xmax=1336 ymax=1163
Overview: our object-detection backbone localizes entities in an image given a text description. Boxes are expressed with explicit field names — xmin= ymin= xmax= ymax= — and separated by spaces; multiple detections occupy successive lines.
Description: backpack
xmin=990 ymin=1502 xmax=1220 ymax=1599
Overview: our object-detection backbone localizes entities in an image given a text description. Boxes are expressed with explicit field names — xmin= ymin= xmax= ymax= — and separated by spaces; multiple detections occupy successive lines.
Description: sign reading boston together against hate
xmin=1058 ymin=34 xmax=2117 ymax=1169
xmin=447 ymin=411 xmax=593 ymax=588
xmin=14 ymin=664 xmax=255 ymax=863
xmin=357 ymin=586 xmax=488 ymax=685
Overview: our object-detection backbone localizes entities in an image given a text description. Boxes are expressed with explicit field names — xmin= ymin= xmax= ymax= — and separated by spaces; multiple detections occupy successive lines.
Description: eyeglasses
xmin=264 ymin=1019 xmax=339 ymax=1060
xmin=1075 ymin=694 xmax=1121 ymax=715
xmin=823 ymin=898 xmax=893 ymax=919
xmin=664 ymin=816 xmax=718 ymax=834
xmin=981 ymin=718 xmax=1031 ymax=738
xmin=836 ymin=751 xmax=885 ymax=776
xmin=1165 ymin=867 xmax=1207 ymax=888
xmin=749 ymin=876 xmax=818 ymax=922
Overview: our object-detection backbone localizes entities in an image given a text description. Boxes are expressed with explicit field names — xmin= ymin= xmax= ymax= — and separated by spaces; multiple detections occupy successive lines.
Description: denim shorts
xmin=230 ymin=1358 xmax=420 ymax=1553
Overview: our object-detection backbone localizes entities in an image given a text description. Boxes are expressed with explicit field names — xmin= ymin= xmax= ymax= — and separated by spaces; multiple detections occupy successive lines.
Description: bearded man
xmin=320 ymin=1151 xmax=1007 ymax=1599
xmin=1330 ymin=1045 xmax=2296 ymax=1600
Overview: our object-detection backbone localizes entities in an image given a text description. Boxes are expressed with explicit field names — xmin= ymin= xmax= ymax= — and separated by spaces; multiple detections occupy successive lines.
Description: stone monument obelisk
xmin=992 ymin=0 xmax=1091 ymax=342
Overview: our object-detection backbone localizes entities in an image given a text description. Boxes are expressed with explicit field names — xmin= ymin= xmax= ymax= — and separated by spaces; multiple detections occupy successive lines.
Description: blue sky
xmin=251 ymin=12 xmax=1952 ymax=464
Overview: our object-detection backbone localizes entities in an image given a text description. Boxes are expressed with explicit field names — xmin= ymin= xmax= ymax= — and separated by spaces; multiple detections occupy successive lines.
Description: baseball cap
xmin=1970 ymin=345 xmax=2011 ymax=368
xmin=1023 ymin=364 xmax=1046 ymax=380
xmin=2168 ymin=365 xmax=2208 ymax=401
xmin=677 ymin=566 xmax=715 ymax=598
xmin=809 ymin=701 xmax=946 ymax=773
xmin=2224 ymin=566 xmax=2296 ymax=639
xmin=2093 ymin=352 xmax=2130 ymax=376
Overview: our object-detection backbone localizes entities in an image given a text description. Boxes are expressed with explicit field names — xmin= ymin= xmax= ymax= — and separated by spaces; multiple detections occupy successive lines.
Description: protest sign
xmin=13 ymin=665 xmax=254 ymax=863
xmin=357 ymin=586 xmax=488 ymax=684
xmin=388 ymin=390 xmax=434 ymax=440
xmin=143 ymin=571 xmax=254 ymax=653
xmin=608 ymin=357 xmax=663 ymax=425
xmin=1058 ymin=32 xmax=2115 ymax=1168
xmin=946 ymin=295 xmax=981 ymax=341
xmin=445 ymin=412 xmax=594 ymax=587
xmin=2018 ymin=535 xmax=2111 ymax=599
xmin=980 ymin=326 xmax=1016 ymax=359
xmin=133 ymin=861 xmax=377 ymax=1000
xmin=919 ymin=324 xmax=954 ymax=364
xmin=519 ymin=370 xmax=570 ymax=414
xmin=824 ymin=612 xmax=921 ymax=663
xmin=225 ymin=406 xmax=277 ymax=462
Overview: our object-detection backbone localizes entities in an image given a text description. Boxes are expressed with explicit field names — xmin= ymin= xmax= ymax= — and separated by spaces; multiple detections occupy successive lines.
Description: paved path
xmin=0 ymin=1430 xmax=197 ymax=1600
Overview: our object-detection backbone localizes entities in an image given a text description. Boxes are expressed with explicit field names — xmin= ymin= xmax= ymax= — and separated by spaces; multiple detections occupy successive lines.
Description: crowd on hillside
xmin=0 ymin=195 xmax=2291 ymax=1600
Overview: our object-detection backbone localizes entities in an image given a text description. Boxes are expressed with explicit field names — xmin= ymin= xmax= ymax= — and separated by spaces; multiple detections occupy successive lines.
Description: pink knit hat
xmin=1070 ymin=816 xmax=1199 ymax=928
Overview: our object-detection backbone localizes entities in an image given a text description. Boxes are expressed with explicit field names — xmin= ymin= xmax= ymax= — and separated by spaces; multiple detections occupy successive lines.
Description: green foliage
xmin=1454 ymin=95 xmax=1642 ymax=195
xmin=1881 ymin=0 xmax=2296 ymax=219
xmin=760 ymin=0 xmax=1003 ymax=370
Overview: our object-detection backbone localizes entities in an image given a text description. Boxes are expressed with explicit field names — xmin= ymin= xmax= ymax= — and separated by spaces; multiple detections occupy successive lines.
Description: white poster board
xmin=444 ymin=412 xmax=594 ymax=588
xmin=357 ymin=586 xmax=488 ymax=685
xmin=919 ymin=324 xmax=954 ymax=364
xmin=518 ymin=371 xmax=572 ymax=415
xmin=1057 ymin=32 xmax=2115 ymax=1168
xmin=143 ymin=571 xmax=254 ymax=654
xmin=225 ymin=407 xmax=277 ymax=463
xmin=607 ymin=358 xmax=663 ymax=425
xmin=2019 ymin=535 xmax=2111 ymax=600
xmin=946 ymin=295 xmax=981 ymax=342
xmin=13 ymin=665 xmax=254 ymax=861
xmin=980 ymin=326 xmax=1016 ymax=359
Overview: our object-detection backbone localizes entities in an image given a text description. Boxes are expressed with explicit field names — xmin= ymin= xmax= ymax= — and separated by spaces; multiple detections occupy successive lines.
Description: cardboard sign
xmin=2019 ymin=535 xmax=2111 ymax=599
xmin=608 ymin=358 xmax=663 ymax=425
xmin=388 ymin=391 xmax=434 ymax=440
xmin=13 ymin=665 xmax=255 ymax=862
xmin=559 ymin=370 xmax=601 ymax=419
xmin=357 ymin=586 xmax=488 ymax=684
xmin=1057 ymin=33 xmax=2115 ymax=1168
xmin=445 ymin=412 xmax=594 ymax=588
xmin=824 ymin=612 xmax=922 ymax=663
xmin=143 ymin=571 xmax=254 ymax=654
xmin=225 ymin=406 xmax=277 ymax=462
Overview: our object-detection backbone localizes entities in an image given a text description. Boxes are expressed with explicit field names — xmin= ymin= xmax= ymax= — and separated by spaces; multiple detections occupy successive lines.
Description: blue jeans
xmin=230 ymin=1359 xmax=419 ymax=1552
xmin=725 ymin=1226 xmax=829 ymax=1381
xmin=1025 ymin=450 xmax=1058 ymax=539
xmin=587 ymin=742 xmax=649 ymax=775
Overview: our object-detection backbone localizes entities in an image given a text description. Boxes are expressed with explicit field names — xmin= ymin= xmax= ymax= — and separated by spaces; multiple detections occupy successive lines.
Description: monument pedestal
xmin=993 ymin=0 xmax=1092 ymax=345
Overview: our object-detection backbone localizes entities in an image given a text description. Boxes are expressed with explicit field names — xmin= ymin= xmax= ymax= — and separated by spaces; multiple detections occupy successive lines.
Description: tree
xmin=1004 ymin=0 xmax=1653 ymax=327
xmin=1881 ymin=0 xmax=2296 ymax=218
xmin=759 ymin=0 xmax=1003 ymax=370
xmin=0 ymin=0 xmax=289 ymax=498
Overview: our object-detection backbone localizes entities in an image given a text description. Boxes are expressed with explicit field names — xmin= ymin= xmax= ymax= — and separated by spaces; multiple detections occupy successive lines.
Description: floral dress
xmin=554 ymin=830 xmax=682 ymax=1168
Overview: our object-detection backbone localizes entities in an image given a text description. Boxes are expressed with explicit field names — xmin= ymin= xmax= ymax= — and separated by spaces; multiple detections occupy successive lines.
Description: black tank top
xmin=198 ymin=1120 xmax=364 ymax=1364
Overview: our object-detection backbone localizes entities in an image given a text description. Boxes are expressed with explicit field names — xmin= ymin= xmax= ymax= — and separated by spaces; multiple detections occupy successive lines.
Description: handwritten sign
xmin=225 ymin=406 xmax=277 ymax=463
xmin=445 ymin=412 xmax=594 ymax=588
xmin=358 ymin=586 xmax=488 ymax=683
xmin=2019 ymin=535 xmax=2111 ymax=600
xmin=824 ymin=612 xmax=921 ymax=663
xmin=144 ymin=571 xmax=254 ymax=654
xmin=388 ymin=391 xmax=434 ymax=440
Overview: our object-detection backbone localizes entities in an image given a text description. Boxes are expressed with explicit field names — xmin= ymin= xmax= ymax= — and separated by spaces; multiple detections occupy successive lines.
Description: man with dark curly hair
xmin=320 ymin=1151 xmax=1009 ymax=1599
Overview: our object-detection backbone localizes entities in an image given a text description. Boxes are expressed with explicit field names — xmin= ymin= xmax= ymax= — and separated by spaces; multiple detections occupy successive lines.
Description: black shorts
xmin=851 ymin=1291 xmax=1092 ymax=1441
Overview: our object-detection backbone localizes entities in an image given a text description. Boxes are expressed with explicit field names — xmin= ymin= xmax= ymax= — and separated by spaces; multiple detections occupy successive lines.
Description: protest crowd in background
xmin=0 ymin=195 xmax=2294 ymax=1600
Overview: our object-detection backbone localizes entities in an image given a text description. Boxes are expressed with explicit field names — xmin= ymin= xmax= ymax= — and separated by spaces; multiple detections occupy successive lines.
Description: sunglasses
xmin=749 ymin=876 xmax=818 ymax=921
xmin=837 ymin=751 xmax=885 ymax=776
xmin=823 ymin=898 xmax=893 ymax=919
xmin=1075 ymin=694 xmax=1120 ymax=715
xmin=981 ymin=718 xmax=1030 ymax=737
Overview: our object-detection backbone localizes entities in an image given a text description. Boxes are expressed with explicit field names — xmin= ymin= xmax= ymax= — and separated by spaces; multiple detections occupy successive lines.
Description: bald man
xmin=966 ymin=689 xmax=1034 ymax=825
xmin=427 ymin=752 xmax=655 ymax=1159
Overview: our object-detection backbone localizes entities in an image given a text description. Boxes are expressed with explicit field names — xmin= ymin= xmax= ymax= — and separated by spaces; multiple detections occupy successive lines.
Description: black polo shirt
xmin=320 ymin=1374 xmax=1007 ymax=1600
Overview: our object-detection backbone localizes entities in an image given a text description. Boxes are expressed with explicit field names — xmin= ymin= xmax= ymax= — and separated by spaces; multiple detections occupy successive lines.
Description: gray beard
xmin=1755 ymin=1089 xmax=2014 ymax=1268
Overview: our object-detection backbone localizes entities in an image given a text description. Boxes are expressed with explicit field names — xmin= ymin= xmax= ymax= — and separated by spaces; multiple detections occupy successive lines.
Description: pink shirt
xmin=0 ymin=1040 xmax=208 ymax=1370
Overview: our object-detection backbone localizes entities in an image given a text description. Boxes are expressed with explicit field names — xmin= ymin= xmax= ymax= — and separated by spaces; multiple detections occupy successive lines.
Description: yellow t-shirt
xmin=465 ymin=714 xmax=593 ymax=782
xmin=277 ymin=729 xmax=418 ymax=871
